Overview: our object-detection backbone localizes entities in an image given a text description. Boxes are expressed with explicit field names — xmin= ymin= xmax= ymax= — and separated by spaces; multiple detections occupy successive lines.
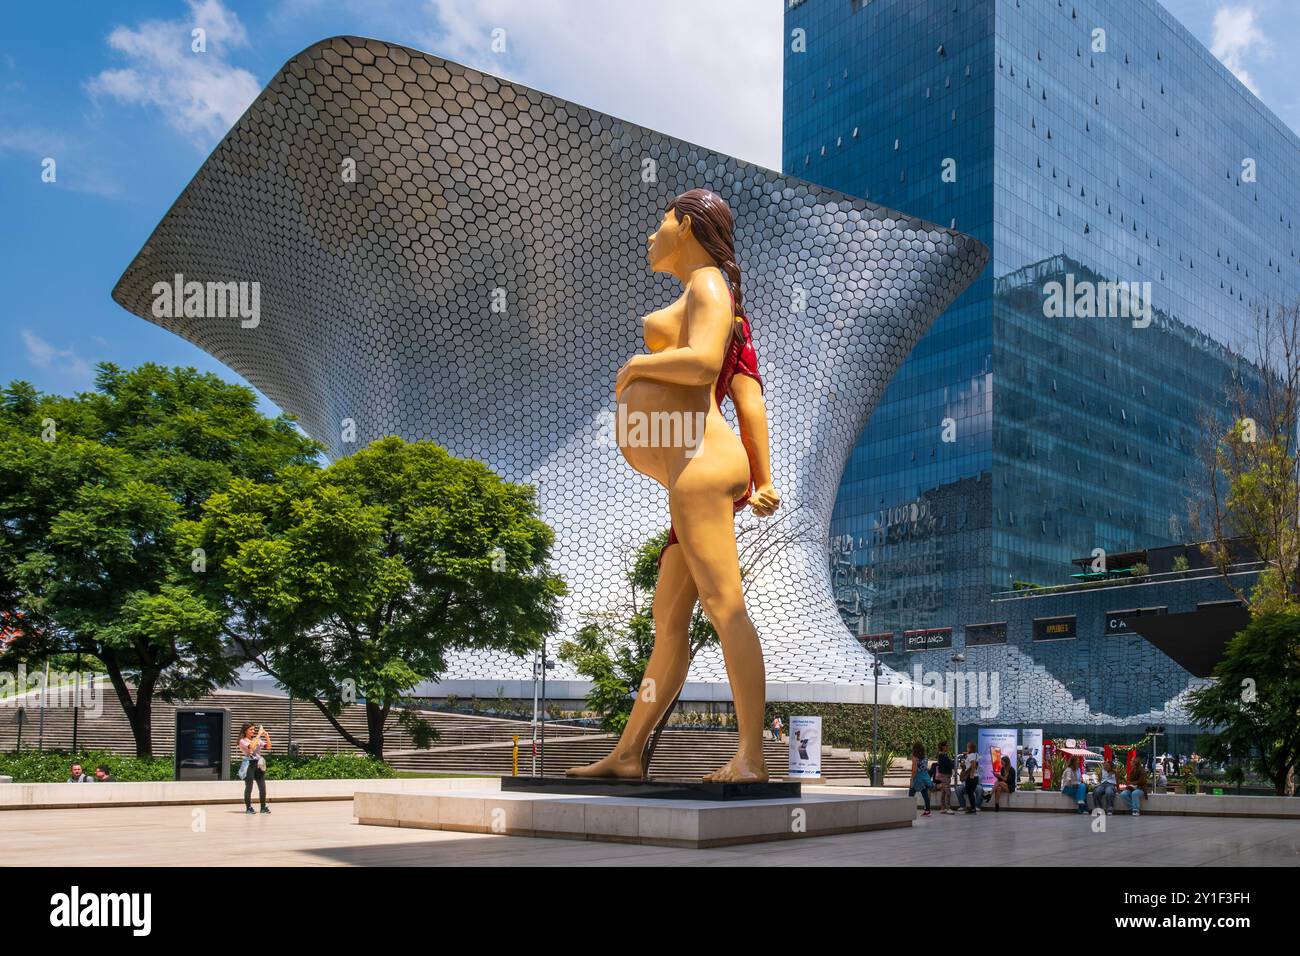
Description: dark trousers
xmin=964 ymin=777 xmax=980 ymax=809
xmin=244 ymin=764 xmax=267 ymax=809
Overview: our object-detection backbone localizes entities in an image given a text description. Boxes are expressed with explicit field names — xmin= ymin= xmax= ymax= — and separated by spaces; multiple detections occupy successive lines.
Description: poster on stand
xmin=788 ymin=716 xmax=822 ymax=778
xmin=977 ymin=727 xmax=1019 ymax=788
xmin=1022 ymin=729 xmax=1043 ymax=783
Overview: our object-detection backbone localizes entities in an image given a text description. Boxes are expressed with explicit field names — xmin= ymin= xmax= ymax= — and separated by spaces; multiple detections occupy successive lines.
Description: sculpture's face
xmin=647 ymin=207 xmax=688 ymax=273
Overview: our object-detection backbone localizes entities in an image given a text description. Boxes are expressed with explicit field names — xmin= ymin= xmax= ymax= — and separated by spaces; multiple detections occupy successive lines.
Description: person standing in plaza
xmin=1024 ymin=751 xmax=1038 ymax=784
xmin=238 ymin=722 xmax=272 ymax=814
xmin=935 ymin=740 xmax=955 ymax=814
xmin=909 ymin=742 xmax=932 ymax=817
xmin=961 ymin=741 xmax=981 ymax=814
xmin=771 ymin=715 xmax=783 ymax=743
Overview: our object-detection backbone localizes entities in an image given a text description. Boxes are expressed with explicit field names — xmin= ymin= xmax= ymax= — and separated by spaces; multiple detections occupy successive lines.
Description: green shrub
xmin=762 ymin=702 xmax=952 ymax=755
xmin=0 ymin=749 xmax=395 ymax=782
xmin=0 ymin=750 xmax=173 ymax=783
xmin=253 ymin=752 xmax=394 ymax=780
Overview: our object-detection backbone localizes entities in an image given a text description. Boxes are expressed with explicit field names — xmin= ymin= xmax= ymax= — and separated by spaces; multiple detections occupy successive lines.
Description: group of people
xmin=63 ymin=722 xmax=271 ymax=817
xmin=908 ymin=744 xmax=1149 ymax=817
xmin=907 ymin=741 xmax=1015 ymax=816
xmin=65 ymin=762 xmax=112 ymax=783
xmin=1059 ymin=755 xmax=1148 ymax=816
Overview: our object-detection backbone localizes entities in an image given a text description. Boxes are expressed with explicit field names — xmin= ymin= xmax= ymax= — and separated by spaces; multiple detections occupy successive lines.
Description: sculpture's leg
xmin=565 ymin=546 xmax=695 ymax=778
xmin=668 ymin=481 xmax=768 ymax=784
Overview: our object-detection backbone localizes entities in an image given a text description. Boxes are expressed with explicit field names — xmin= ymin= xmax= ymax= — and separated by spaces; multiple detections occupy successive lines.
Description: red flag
xmin=1126 ymin=748 xmax=1137 ymax=777
xmin=1104 ymin=744 xmax=1113 ymax=763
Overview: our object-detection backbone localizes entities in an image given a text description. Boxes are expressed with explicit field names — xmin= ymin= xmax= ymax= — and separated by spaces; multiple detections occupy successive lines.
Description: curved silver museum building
xmin=112 ymin=37 xmax=987 ymax=703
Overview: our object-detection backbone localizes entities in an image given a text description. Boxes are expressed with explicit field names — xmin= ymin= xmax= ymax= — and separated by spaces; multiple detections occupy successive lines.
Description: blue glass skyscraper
xmin=787 ymin=0 xmax=1298 ymax=626
xmin=785 ymin=0 xmax=1300 ymax=737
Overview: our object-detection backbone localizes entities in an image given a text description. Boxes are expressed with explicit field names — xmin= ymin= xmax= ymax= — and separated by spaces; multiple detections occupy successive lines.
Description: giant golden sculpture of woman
xmin=568 ymin=189 xmax=780 ymax=783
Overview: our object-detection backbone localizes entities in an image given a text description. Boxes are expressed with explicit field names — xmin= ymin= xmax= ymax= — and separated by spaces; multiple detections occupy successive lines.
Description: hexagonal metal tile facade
xmin=112 ymin=37 xmax=987 ymax=687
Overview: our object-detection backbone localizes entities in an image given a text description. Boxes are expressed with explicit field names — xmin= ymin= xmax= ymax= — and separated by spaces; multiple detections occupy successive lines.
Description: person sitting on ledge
xmin=1093 ymin=761 xmax=1118 ymax=815
xmin=992 ymin=754 xmax=1014 ymax=811
xmin=66 ymin=762 xmax=90 ymax=783
xmin=94 ymin=764 xmax=113 ymax=782
xmin=1060 ymin=756 xmax=1088 ymax=813
xmin=1126 ymin=761 xmax=1149 ymax=817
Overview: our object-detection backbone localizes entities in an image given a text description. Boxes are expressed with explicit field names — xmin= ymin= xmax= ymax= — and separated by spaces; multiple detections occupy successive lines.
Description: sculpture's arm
xmin=730 ymin=374 xmax=780 ymax=517
xmin=615 ymin=271 xmax=730 ymax=397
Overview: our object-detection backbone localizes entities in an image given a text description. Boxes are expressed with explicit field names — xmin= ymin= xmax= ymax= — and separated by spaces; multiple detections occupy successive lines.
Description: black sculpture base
xmin=501 ymin=775 xmax=801 ymax=801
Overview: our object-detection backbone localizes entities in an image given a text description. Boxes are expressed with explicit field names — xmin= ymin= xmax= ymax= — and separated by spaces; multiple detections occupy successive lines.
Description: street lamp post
xmin=870 ymin=650 xmax=882 ymax=786
xmin=71 ymin=647 xmax=81 ymax=752
xmin=950 ymin=651 xmax=966 ymax=757
xmin=540 ymin=633 xmax=547 ymax=778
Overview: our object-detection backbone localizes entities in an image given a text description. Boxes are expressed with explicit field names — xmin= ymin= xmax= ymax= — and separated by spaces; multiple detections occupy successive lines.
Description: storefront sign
xmin=1032 ymin=615 xmax=1076 ymax=641
xmin=857 ymin=632 xmax=896 ymax=654
xmin=964 ymin=621 xmax=1008 ymax=646
xmin=903 ymin=627 xmax=953 ymax=651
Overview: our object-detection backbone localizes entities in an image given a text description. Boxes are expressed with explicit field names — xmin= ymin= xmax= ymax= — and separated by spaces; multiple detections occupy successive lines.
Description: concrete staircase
xmin=386 ymin=727 xmax=890 ymax=780
xmin=1 ymin=684 xmax=912 ymax=783
xmin=0 ymin=684 xmax=595 ymax=756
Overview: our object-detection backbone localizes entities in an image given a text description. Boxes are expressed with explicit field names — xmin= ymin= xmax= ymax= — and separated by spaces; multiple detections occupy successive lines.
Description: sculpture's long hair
xmin=667 ymin=188 xmax=748 ymax=344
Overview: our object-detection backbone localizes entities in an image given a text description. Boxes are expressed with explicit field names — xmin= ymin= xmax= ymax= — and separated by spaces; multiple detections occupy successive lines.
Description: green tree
xmin=560 ymin=509 xmax=819 ymax=733
xmin=560 ymin=530 xmax=720 ymax=733
xmin=1192 ymin=302 xmax=1300 ymax=612
xmin=189 ymin=436 xmax=564 ymax=760
xmin=0 ymin=364 xmax=322 ymax=755
xmin=1187 ymin=609 xmax=1300 ymax=795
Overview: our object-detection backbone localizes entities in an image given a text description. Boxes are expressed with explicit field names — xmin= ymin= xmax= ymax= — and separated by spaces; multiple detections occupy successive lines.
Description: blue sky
xmin=2 ymin=0 xmax=1295 ymax=415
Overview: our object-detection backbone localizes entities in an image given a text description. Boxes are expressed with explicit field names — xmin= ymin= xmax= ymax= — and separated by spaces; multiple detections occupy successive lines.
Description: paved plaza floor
xmin=2 ymin=801 xmax=1298 ymax=866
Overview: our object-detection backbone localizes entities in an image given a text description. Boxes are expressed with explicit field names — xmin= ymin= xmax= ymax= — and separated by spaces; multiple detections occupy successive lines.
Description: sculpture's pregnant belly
xmin=617 ymin=377 xmax=748 ymax=496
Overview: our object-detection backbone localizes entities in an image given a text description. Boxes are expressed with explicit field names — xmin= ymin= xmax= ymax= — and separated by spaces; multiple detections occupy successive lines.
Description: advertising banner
xmin=977 ymin=727 xmax=1018 ymax=788
xmin=1022 ymin=729 xmax=1043 ymax=783
xmin=788 ymin=716 xmax=822 ymax=779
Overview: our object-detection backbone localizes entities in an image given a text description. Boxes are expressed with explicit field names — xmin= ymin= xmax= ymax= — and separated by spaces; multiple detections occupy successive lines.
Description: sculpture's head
xmin=648 ymin=188 xmax=748 ymax=319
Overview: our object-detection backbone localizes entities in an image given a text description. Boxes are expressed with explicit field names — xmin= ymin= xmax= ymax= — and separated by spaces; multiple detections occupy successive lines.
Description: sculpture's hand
xmin=615 ymin=355 xmax=642 ymax=399
xmin=749 ymin=482 xmax=781 ymax=517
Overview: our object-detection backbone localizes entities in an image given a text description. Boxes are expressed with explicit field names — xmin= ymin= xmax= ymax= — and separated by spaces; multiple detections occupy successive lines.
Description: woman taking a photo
xmin=238 ymin=722 xmax=272 ymax=814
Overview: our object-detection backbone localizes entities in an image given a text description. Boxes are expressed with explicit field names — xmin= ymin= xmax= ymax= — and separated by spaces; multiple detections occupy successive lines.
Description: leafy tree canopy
xmin=0 ymin=364 xmax=322 ymax=755
xmin=189 ymin=435 xmax=565 ymax=758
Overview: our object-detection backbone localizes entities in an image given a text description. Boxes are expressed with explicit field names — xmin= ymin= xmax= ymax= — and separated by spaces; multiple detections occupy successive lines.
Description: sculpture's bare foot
xmin=565 ymin=750 xmax=646 ymax=779
xmin=703 ymin=752 xmax=769 ymax=783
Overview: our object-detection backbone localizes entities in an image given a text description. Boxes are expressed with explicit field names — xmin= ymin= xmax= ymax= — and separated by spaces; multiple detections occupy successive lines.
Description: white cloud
xmin=87 ymin=0 xmax=261 ymax=147
xmin=1210 ymin=4 xmax=1269 ymax=95
xmin=21 ymin=330 xmax=93 ymax=386
xmin=416 ymin=0 xmax=783 ymax=169
xmin=0 ymin=126 xmax=123 ymax=197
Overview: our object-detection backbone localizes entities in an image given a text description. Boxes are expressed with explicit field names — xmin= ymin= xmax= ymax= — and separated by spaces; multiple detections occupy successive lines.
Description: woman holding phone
xmin=238 ymin=722 xmax=272 ymax=814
